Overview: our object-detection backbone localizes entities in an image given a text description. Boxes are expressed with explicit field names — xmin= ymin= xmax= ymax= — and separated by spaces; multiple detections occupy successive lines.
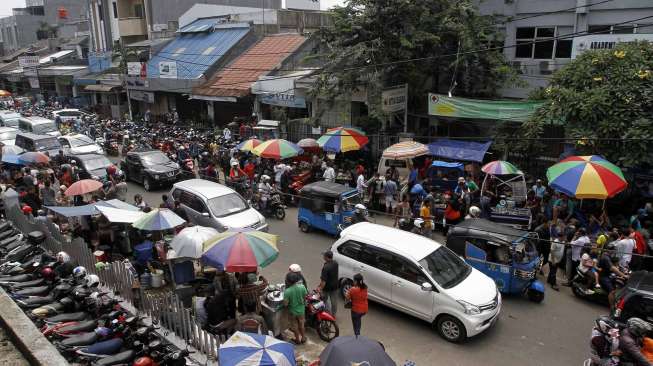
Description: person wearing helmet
xmin=351 ymin=204 xmax=369 ymax=225
xmin=285 ymin=264 xmax=307 ymax=289
xmin=620 ymin=318 xmax=653 ymax=366
xmin=258 ymin=175 xmax=273 ymax=210
xmin=21 ymin=205 xmax=33 ymax=217
xmin=72 ymin=266 xmax=87 ymax=283
xmin=597 ymin=241 xmax=629 ymax=311
xmin=590 ymin=316 xmax=621 ymax=366
xmin=86 ymin=274 xmax=100 ymax=288
xmin=229 ymin=161 xmax=246 ymax=181
xmin=466 ymin=206 xmax=481 ymax=219
xmin=41 ymin=267 xmax=56 ymax=282
xmin=55 ymin=251 xmax=74 ymax=278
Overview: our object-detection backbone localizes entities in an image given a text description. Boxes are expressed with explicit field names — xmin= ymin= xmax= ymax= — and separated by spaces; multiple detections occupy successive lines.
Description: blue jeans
xmin=351 ymin=311 xmax=365 ymax=336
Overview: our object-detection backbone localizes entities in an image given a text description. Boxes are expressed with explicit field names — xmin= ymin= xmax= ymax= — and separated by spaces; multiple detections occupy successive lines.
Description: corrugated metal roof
xmin=148 ymin=24 xmax=250 ymax=80
xmin=39 ymin=50 xmax=74 ymax=64
xmin=193 ymin=33 xmax=306 ymax=97
xmin=179 ymin=17 xmax=231 ymax=33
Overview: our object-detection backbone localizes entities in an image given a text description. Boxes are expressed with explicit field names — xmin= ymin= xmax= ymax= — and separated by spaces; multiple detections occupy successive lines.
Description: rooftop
xmin=173 ymin=179 xmax=234 ymax=199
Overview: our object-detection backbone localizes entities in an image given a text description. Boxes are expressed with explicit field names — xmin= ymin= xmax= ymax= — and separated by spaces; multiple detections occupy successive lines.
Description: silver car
xmin=169 ymin=179 xmax=267 ymax=232
xmin=59 ymin=134 xmax=104 ymax=155
xmin=0 ymin=127 xmax=18 ymax=146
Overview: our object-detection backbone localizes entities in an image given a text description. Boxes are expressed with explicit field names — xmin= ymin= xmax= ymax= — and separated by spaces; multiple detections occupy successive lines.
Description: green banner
xmin=427 ymin=93 xmax=544 ymax=122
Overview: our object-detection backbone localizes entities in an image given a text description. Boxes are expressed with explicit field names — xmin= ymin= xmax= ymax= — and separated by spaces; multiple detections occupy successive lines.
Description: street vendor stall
xmin=481 ymin=160 xmax=531 ymax=229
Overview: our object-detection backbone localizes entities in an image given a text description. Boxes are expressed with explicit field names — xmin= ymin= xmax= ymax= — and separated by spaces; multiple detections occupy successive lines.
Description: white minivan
xmin=18 ymin=116 xmax=61 ymax=137
xmin=332 ymin=222 xmax=500 ymax=342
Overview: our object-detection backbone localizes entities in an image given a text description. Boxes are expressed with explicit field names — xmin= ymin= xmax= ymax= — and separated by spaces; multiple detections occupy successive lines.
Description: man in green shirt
xmin=284 ymin=273 xmax=308 ymax=344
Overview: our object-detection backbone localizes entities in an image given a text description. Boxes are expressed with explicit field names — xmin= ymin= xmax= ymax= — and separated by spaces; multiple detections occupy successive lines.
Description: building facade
xmin=476 ymin=0 xmax=653 ymax=98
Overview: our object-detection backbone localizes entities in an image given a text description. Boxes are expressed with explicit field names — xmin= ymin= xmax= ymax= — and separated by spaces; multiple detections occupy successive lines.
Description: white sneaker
xmin=584 ymin=289 xmax=595 ymax=295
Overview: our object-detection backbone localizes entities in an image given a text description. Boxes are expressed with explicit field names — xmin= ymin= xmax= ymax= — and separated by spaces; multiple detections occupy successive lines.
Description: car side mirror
xmin=421 ymin=282 xmax=433 ymax=292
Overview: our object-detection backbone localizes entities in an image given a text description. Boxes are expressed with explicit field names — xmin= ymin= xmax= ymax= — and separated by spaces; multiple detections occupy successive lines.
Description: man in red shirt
xmin=243 ymin=159 xmax=256 ymax=182
xmin=629 ymin=226 xmax=647 ymax=270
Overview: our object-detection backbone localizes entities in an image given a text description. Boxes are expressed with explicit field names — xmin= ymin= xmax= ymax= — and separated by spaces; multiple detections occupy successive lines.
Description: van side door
xmin=356 ymin=244 xmax=394 ymax=305
xmin=390 ymin=255 xmax=435 ymax=320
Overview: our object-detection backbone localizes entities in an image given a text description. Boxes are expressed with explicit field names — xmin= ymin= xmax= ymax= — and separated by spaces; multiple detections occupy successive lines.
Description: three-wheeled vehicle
xmin=298 ymin=181 xmax=359 ymax=236
xmin=425 ymin=160 xmax=466 ymax=218
xmin=447 ymin=218 xmax=545 ymax=302
xmin=481 ymin=166 xmax=531 ymax=229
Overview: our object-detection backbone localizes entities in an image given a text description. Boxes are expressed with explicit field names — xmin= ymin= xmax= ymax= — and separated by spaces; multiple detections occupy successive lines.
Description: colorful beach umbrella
xmin=218 ymin=331 xmax=296 ymax=366
xmin=64 ymin=179 xmax=103 ymax=197
xmin=382 ymin=141 xmax=429 ymax=159
xmin=546 ymin=155 xmax=627 ymax=199
xmin=482 ymin=160 xmax=522 ymax=175
xmin=132 ymin=208 xmax=186 ymax=231
xmin=317 ymin=127 xmax=369 ymax=153
xmin=236 ymin=138 xmax=262 ymax=152
xmin=202 ymin=230 xmax=279 ymax=272
xmin=252 ymin=139 xmax=303 ymax=160
xmin=170 ymin=226 xmax=219 ymax=259
xmin=0 ymin=90 xmax=11 ymax=97
xmin=18 ymin=151 xmax=49 ymax=164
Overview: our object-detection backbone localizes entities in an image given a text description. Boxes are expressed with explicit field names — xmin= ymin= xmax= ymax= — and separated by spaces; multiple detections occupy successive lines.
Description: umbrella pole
xmin=580 ymin=199 xmax=583 ymax=209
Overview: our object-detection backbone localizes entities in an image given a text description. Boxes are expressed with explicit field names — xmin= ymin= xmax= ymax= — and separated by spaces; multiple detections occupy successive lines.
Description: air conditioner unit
xmin=539 ymin=61 xmax=555 ymax=75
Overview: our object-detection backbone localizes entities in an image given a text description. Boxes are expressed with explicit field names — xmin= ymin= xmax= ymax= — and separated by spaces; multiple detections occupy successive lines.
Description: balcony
xmin=118 ymin=17 xmax=146 ymax=37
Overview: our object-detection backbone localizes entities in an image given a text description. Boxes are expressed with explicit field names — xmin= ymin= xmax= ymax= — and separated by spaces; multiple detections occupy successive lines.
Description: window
xmin=112 ymin=2 xmax=118 ymax=18
xmin=514 ymin=27 xmax=571 ymax=59
xmin=419 ymin=247 xmax=471 ymax=289
xmin=134 ymin=4 xmax=144 ymax=18
xmin=637 ymin=24 xmax=653 ymax=34
xmin=180 ymin=192 xmax=205 ymax=213
xmin=97 ymin=4 xmax=103 ymax=21
xmin=207 ymin=193 xmax=248 ymax=217
xmin=337 ymin=241 xmax=363 ymax=261
xmin=393 ymin=256 xmax=428 ymax=285
xmin=359 ymin=246 xmax=394 ymax=273
xmin=589 ymin=25 xmax=636 ymax=35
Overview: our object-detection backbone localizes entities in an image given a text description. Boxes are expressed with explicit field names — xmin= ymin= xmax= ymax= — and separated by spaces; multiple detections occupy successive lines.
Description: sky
xmin=0 ymin=0 xmax=345 ymax=16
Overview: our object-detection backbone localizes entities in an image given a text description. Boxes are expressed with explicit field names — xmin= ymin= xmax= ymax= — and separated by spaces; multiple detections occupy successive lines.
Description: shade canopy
xmin=2 ymin=145 xmax=23 ymax=155
xmin=132 ymin=208 xmax=186 ymax=230
xmin=317 ymin=127 xmax=368 ymax=153
xmin=202 ymin=230 xmax=279 ymax=272
xmin=428 ymin=139 xmax=492 ymax=162
xmin=546 ymin=155 xmax=627 ymax=199
xmin=382 ymin=141 xmax=429 ymax=159
xmin=0 ymin=90 xmax=12 ymax=97
xmin=236 ymin=138 xmax=262 ymax=152
xmin=170 ymin=226 xmax=219 ymax=259
xmin=65 ymin=179 xmax=104 ymax=197
xmin=481 ymin=160 xmax=522 ymax=175
xmin=218 ymin=332 xmax=296 ymax=366
xmin=297 ymin=138 xmax=319 ymax=149
xmin=319 ymin=336 xmax=396 ymax=366
xmin=96 ymin=206 xmax=146 ymax=223
xmin=1 ymin=154 xmax=22 ymax=165
xmin=252 ymin=139 xmax=303 ymax=160
xmin=46 ymin=199 xmax=140 ymax=218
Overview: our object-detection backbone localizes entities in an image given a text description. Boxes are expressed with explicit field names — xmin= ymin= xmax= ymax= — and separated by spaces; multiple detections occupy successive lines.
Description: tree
xmin=516 ymin=41 xmax=653 ymax=168
xmin=312 ymin=0 xmax=513 ymax=121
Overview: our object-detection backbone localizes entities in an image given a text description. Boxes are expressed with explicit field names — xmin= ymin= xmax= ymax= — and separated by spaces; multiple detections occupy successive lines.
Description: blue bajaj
xmin=297 ymin=181 xmax=359 ymax=236
xmin=447 ymin=218 xmax=545 ymax=303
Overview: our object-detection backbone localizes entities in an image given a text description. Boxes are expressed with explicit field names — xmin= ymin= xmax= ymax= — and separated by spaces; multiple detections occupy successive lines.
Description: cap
xmin=22 ymin=205 xmax=32 ymax=214
xmin=289 ymin=264 xmax=302 ymax=273
xmin=322 ymin=250 xmax=333 ymax=259
xmin=457 ymin=177 xmax=465 ymax=183
xmin=536 ymin=179 xmax=542 ymax=183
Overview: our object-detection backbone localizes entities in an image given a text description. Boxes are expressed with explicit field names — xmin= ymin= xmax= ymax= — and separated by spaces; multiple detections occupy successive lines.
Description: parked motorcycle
xmin=251 ymin=191 xmax=286 ymax=220
xmin=304 ymin=291 xmax=339 ymax=342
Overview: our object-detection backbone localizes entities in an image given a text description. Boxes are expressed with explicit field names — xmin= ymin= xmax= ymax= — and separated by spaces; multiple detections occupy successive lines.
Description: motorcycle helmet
xmin=95 ymin=327 xmax=112 ymax=337
xmin=56 ymin=251 xmax=71 ymax=264
xmin=413 ymin=218 xmax=424 ymax=228
xmin=595 ymin=316 xmax=618 ymax=335
xmin=627 ymin=317 xmax=653 ymax=337
xmin=133 ymin=357 xmax=156 ymax=366
xmin=106 ymin=165 xmax=117 ymax=175
xmin=22 ymin=205 xmax=33 ymax=214
xmin=261 ymin=175 xmax=270 ymax=182
xmin=354 ymin=203 xmax=367 ymax=214
xmin=40 ymin=267 xmax=55 ymax=281
xmin=468 ymin=206 xmax=481 ymax=218
xmin=231 ymin=161 xmax=238 ymax=167
xmin=72 ymin=266 xmax=87 ymax=280
xmin=86 ymin=274 xmax=100 ymax=288
xmin=289 ymin=264 xmax=302 ymax=273
xmin=202 ymin=151 xmax=209 ymax=157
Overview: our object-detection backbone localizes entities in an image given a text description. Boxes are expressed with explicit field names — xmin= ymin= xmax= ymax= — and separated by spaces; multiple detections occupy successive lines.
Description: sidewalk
xmin=0 ymin=327 xmax=29 ymax=366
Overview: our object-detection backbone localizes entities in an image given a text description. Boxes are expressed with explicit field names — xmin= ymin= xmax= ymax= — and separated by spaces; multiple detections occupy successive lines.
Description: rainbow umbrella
xmin=482 ymin=160 xmax=522 ymax=175
xmin=546 ymin=155 xmax=627 ymax=199
xmin=202 ymin=230 xmax=279 ymax=272
xmin=382 ymin=141 xmax=429 ymax=159
xmin=132 ymin=208 xmax=186 ymax=231
xmin=317 ymin=127 xmax=369 ymax=153
xmin=252 ymin=139 xmax=303 ymax=160
xmin=236 ymin=138 xmax=261 ymax=152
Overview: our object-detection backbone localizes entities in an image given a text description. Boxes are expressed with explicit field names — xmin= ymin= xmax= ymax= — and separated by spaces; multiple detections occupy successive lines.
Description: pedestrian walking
xmin=345 ymin=273 xmax=368 ymax=338
xmin=284 ymin=272 xmax=308 ymax=344
xmin=548 ymin=231 xmax=566 ymax=290
xmin=318 ymin=250 xmax=339 ymax=316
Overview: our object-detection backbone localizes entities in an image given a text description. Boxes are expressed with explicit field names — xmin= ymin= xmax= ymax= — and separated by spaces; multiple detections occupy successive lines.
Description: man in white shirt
xmin=356 ymin=173 xmax=367 ymax=197
xmin=323 ymin=162 xmax=335 ymax=183
xmin=615 ymin=231 xmax=635 ymax=268
xmin=274 ymin=163 xmax=286 ymax=186
xmin=566 ymin=228 xmax=590 ymax=285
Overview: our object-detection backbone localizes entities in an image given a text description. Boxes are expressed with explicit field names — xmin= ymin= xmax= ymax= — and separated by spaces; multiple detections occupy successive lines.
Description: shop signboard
xmin=18 ymin=55 xmax=39 ymax=68
xmin=158 ymin=61 xmax=178 ymax=79
xmin=260 ymin=92 xmax=306 ymax=108
xmin=381 ymin=86 xmax=407 ymax=113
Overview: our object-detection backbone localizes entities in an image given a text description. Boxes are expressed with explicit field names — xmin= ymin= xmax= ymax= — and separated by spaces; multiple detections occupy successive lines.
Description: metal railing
xmin=2 ymin=202 xmax=222 ymax=362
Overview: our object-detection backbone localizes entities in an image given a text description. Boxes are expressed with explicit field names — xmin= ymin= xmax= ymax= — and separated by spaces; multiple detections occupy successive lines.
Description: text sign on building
xmin=158 ymin=61 xmax=178 ymax=79
xmin=130 ymin=90 xmax=155 ymax=104
xmin=260 ymin=93 xmax=307 ymax=108
xmin=18 ymin=56 xmax=39 ymax=68
xmin=381 ymin=86 xmax=407 ymax=113
xmin=127 ymin=62 xmax=141 ymax=76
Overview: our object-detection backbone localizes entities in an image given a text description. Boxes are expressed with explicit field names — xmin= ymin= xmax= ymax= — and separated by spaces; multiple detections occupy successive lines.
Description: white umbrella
xmin=170 ymin=226 xmax=219 ymax=259
xmin=96 ymin=206 xmax=145 ymax=223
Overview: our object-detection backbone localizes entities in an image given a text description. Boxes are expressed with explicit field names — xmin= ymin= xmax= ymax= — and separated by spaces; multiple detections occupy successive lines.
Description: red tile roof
xmin=193 ymin=33 xmax=306 ymax=97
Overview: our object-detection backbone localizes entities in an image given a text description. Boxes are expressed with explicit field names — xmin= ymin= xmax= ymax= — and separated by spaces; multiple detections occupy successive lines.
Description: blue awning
xmin=46 ymin=199 xmax=140 ymax=217
xmin=431 ymin=160 xmax=464 ymax=170
xmin=428 ymin=139 xmax=492 ymax=163
xmin=148 ymin=23 xmax=250 ymax=79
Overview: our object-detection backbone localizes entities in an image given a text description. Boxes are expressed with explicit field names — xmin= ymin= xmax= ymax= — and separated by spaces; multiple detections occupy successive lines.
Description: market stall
xmin=481 ymin=160 xmax=531 ymax=229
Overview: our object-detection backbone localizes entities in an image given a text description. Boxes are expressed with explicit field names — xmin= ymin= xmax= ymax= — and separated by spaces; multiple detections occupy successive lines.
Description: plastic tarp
xmin=431 ymin=160 xmax=464 ymax=170
xmin=45 ymin=199 xmax=140 ymax=218
xmin=95 ymin=206 xmax=145 ymax=223
xmin=428 ymin=139 xmax=492 ymax=162
xmin=427 ymin=93 xmax=544 ymax=122
xmin=95 ymin=199 xmax=141 ymax=212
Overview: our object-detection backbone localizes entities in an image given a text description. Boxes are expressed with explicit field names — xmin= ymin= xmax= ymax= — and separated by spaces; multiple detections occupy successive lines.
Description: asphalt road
xmin=130 ymin=180 xmax=605 ymax=366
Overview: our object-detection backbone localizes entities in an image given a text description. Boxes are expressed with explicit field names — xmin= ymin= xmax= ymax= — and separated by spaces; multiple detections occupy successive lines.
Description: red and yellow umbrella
xmin=252 ymin=139 xmax=303 ymax=160
xmin=236 ymin=138 xmax=261 ymax=152
xmin=0 ymin=90 xmax=11 ymax=97
xmin=546 ymin=155 xmax=627 ymax=199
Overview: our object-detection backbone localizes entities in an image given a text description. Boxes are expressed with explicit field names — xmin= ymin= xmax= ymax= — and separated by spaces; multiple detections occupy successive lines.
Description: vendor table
xmin=261 ymin=302 xmax=288 ymax=338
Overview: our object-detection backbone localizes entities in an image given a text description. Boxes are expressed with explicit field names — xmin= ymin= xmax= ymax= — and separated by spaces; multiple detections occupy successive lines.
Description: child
xmin=579 ymin=253 xmax=600 ymax=294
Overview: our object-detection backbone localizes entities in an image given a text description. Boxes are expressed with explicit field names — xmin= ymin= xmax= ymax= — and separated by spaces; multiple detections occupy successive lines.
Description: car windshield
xmin=207 ymin=193 xmax=248 ymax=217
xmin=34 ymin=138 xmax=60 ymax=151
xmin=0 ymin=130 xmax=17 ymax=141
xmin=3 ymin=118 xmax=18 ymax=127
xmin=33 ymin=123 xmax=57 ymax=133
xmin=141 ymin=152 xmax=170 ymax=166
xmin=69 ymin=135 xmax=95 ymax=147
xmin=419 ymin=247 xmax=472 ymax=289
xmin=83 ymin=156 xmax=111 ymax=171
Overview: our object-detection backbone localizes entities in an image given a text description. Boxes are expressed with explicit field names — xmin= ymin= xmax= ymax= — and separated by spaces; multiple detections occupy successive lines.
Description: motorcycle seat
xmin=57 ymin=320 xmax=98 ymax=334
xmin=16 ymin=295 xmax=54 ymax=308
xmin=94 ymin=350 xmax=136 ymax=365
xmin=47 ymin=311 xmax=88 ymax=323
xmin=60 ymin=332 xmax=99 ymax=347
xmin=78 ymin=338 xmax=123 ymax=356
xmin=7 ymin=278 xmax=45 ymax=289
xmin=0 ymin=229 xmax=18 ymax=240
xmin=0 ymin=235 xmax=21 ymax=247
xmin=14 ymin=285 xmax=50 ymax=296
xmin=0 ymin=274 xmax=33 ymax=282
xmin=0 ymin=221 xmax=12 ymax=232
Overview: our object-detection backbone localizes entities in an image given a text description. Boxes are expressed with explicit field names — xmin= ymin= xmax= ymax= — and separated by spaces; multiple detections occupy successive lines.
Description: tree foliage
xmin=313 ymin=0 xmax=513 ymax=119
xmin=518 ymin=41 xmax=653 ymax=168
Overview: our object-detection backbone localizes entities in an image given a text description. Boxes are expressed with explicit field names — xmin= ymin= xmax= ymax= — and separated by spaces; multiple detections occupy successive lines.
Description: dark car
xmin=614 ymin=270 xmax=653 ymax=323
xmin=121 ymin=149 xmax=180 ymax=191
xmin=15 ymin=132 xmax=62 ymax=156
xmin=67 ymin=154 xmax=116 ymax=181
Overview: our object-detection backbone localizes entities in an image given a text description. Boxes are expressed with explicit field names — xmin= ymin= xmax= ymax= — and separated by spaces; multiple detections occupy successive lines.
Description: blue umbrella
xmin=218 ymin=331 xmax=296 ymax=366
xmin=410 ymin=183 xmax=424 ymax=194
xmin=1 ymin=154 xmax=23 ymax=165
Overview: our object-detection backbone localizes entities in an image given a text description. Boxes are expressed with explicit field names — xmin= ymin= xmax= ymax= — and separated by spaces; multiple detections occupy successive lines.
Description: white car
xmin=18 ymin=116 xmax=61 ymax=137
xmin=0 ymin=127 xmax=18 ymax=146
xmin=332 ymin=222 xmax=500 ymax=343
xmin=52 ymin=109 xmax=90 ymax=123
xmin=59 ymin=134 xmax=104 ymax=155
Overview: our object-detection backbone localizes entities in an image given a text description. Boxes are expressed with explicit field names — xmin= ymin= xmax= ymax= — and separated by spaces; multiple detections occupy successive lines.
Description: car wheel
xmin=299 ymin=221 xmax=310 ymax=233
xmin=527 ymin=289 xmax=544 ymax=303
xmin=274 ymin=207 xmax=285 ymax=220
xmin=436 ymin=315 xmax=466 ymax=343
xmin=143 ymin=177 xmax=152 ymax=191
xmin=340 ymin=279 xmax=352 ymax=299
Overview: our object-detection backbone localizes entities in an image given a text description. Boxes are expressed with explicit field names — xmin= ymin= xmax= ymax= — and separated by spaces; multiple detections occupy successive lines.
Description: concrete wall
xmin=0 ymin=14 xmax=43 ymax=51
xmin=44 ymin=0 xmax=89 ymax=39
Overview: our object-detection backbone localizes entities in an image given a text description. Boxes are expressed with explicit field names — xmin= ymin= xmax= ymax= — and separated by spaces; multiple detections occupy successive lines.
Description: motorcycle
xmin=251 ymin=191 xmax=286 ymax=220
xmin=304 ymin=291 xmax=339 ymax=342
xmin=571 ymin=267 xmax=628 ymax=305
xmin=288 ymin=170 xmax=313 ymax=205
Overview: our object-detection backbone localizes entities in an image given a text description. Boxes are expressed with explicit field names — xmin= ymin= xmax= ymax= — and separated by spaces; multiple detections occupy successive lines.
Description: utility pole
xmin=403 ymin=83 xmax=408 ymax=133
